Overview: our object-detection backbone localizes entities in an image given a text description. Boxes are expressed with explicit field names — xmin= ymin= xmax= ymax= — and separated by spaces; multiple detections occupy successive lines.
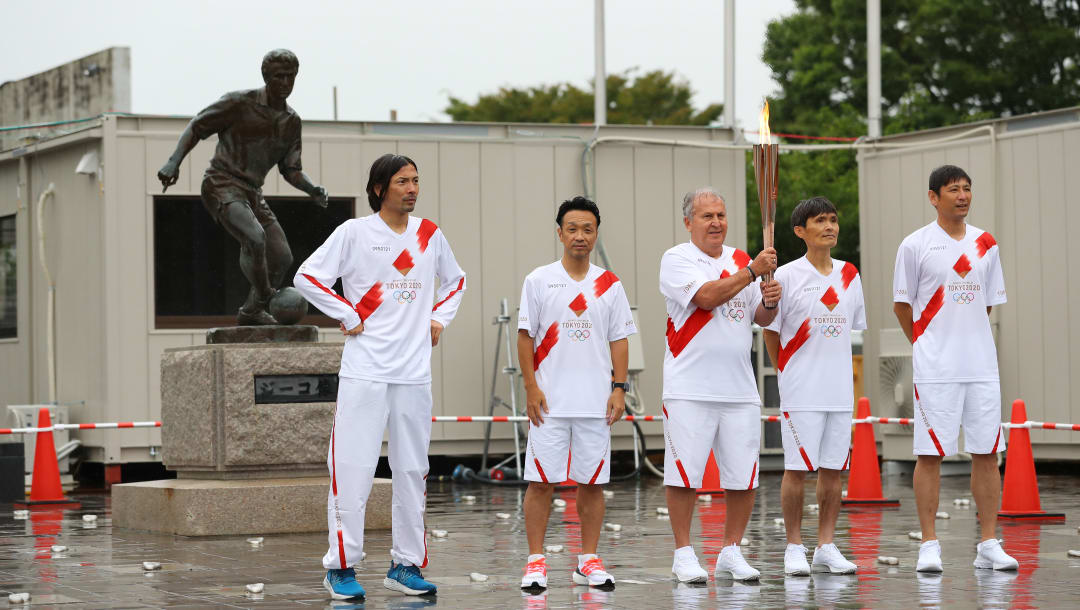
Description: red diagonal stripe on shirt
xmin=665 ymin=308 xmax=712 ymax=358
xmin=975 ymin=231 xmax=997 ymax=258
xmin=301 ymin=274 xmax=353 ymax=309
xmin=953 ymin=254 xmax=971 ymax=278
xmin=417 ymin=218 xmax=438 ymax=253
xmin=732 ymin=248 xmax=751 ymax=269
xmin=593 ymin=270 xmax=619 ymax=298
xmin=820 ymin=286 xmax=839 ymax=311
xmin=533 ymin=322 xmax=560 ymax=371
xmin=355 ymin=283 xmax=384 ymax=320
xmin=432 ymin=277 xmax=464 ymax=312
xmin=777 ymin=318 xmax=812 ymax=372
xmin=841 ymin=262 xmax=858 ymax=289
xmin=912 ymin=285 xmax=945 ymax=342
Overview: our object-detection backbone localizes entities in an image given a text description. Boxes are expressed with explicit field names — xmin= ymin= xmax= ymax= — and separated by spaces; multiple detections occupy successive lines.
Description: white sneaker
xmin=521 ymin=555 xmax=548 ymax=590
xmin=916 ymin=539 xmax=943 ymax=572
xmin=572 ymin=555 xmax=614 ymax=587
xmin=973 ymin=539 xmax=1019 ymax=571
xmin=671 ymin=549 xmax=708 ymax=584
xmin=714 ymin=545 xmax=760 ymax=581
xmin=811 ymin=543 xmax=857 ymax=574
xmin=784 ymin=543 xmax=811 ymax=576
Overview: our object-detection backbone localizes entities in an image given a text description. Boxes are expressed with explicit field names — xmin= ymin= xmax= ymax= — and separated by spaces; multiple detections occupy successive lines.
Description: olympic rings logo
xmin=952 ymin=292 xmax=976 ymax=304
xmin=394 ymin=290 xmax=417 ymax=304
xmin=567 ymin=329 xmax=591 ymax=341
xmin=820 ymin=324 xmax=842 ymax=338
xmin=722 ymin=307 xmax=745 ymax=322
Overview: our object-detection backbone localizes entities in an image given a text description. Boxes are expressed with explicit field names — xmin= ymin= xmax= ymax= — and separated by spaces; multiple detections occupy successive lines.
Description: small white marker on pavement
xmin=142 ymin=561 xmax=162 ymax=571
xmin=877 ymin=556 xmax=899 ymax=565
xmin=936 ymin=511 xmax=950 ymax=519
xmin=469 ymin=572 xmax=489 ymax=582
xmin=908 ymin=531 xmax=922 ymax=540
xmin=496 ymin=512 xmax=510 ymax=520
xmin=656 ymin=507 xmax=669 ymax=515
xmin=604 ymin=522 xmax=622 ymax=532
xmin=245 ymin=583 xmax=264 ymax=594
xmin=8 ymin=592 xmax=30 ymax=604
xmin=82 ymin=514 xmax=98 ymax=522
xmin=545 ymin=544 xmax=564 ymax=553
xmin=552 ymin=498 xmax=566 ymax=508
xmin=431 ymin=529 xmax=448 ymax=538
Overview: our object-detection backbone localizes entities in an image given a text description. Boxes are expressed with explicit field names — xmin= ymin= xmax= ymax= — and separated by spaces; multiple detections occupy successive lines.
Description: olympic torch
xmin=752 ymin=99 xmax=778 ymax=308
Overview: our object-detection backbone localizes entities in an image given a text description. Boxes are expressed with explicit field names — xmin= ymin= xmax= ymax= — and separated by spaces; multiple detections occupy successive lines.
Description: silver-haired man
xmin=659 ymin=187 xmax=782 ymax=582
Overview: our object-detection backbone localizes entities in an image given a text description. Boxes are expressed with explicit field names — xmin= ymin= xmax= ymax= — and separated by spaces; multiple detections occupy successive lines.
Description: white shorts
xmin=780 ymin=411 xmax=851 ymax=471
xmin=913 ymin=382 xmax=1004 ymax=457
xmin=662 ymin=400 xmax=760 ymax=490
xmin=524 ymin=417 xmax=611 ymax=485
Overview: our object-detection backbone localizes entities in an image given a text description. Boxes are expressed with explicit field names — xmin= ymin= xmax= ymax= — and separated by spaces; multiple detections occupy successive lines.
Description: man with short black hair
xmin=295 ymin=153 xmax=467 ymax=600
xmin=893 ymin=164 xmax=1016 ymax=573
xmin=659 ymin=187 xmax=782 ymax=582
xmin=763 ymin=196 xmax=864 ymax=576
xmin=517 ymin=196 xmax=636 ymax=591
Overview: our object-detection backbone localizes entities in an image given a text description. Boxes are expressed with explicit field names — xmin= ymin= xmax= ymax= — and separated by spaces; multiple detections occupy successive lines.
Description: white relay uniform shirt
xmin=659 ymin=242 xmax=762 ymax=403
xmin=893 ymin=222 xmax=1006 ymax=383
xmin=518 ymin=262 xmax=637 ymax=418
xmin=765 ymin=257 xmax=866 ymax=411
xmin=294 ymin=215 xmax=466 ymax=384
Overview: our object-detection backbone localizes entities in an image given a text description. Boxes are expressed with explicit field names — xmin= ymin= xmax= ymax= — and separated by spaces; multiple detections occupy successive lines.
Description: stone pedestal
xmin=112 ymin=341 xmax=393 ymax=535
xmin=160 ymin=342 xmax=342 ymax=478
xmin=112 ymin=477 xmax=391 ymax=536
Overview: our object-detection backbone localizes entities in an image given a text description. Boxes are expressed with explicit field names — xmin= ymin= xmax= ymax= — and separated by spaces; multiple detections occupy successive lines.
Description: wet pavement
xmin=3 ymin=472 xmax=1080 ymax=608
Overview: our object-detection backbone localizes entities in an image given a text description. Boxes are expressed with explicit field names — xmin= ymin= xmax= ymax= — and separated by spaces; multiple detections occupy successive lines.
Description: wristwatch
xmin=611 ymin=382 xmax=628 ymax=391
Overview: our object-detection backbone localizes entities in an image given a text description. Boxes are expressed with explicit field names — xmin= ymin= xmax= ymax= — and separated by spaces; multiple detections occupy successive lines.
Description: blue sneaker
xmin=324 ymin=568 xmax=366 ymax=600
xmin=384 ymin=561 xmax=438 ymax=595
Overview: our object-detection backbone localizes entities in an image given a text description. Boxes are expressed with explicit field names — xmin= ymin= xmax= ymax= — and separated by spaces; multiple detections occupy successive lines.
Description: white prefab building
xmin=858 ymin=107 xmax=1080 ymax=462
xmin=0 ymin=115 xmax=750 ymax=468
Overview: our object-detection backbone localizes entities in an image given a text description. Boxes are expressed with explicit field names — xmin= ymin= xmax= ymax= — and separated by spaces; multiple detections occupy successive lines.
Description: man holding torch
xmin=659 ymin=187 xmax=781 ymax=582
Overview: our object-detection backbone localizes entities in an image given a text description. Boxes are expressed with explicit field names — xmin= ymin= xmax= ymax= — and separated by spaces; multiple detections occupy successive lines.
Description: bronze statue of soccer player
xmin=157 ymin=48 xmax=328 ymax=325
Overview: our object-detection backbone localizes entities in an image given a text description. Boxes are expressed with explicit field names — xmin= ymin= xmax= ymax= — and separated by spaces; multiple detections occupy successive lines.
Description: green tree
xmin=445 ymin=68 xmax=723 ymax=125
xmin=752 ymin=0 xmax=1080 ymax=266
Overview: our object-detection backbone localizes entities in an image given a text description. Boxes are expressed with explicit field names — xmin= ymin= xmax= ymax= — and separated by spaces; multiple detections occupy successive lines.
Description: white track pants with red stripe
xmin=322 ymin=377 xmax=432 ymax=570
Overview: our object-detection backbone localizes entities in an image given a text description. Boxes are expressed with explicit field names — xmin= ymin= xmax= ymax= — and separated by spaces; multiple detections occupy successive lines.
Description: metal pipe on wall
xmin=35 ymin=183 xmax=57 ymax=404
xmin=867 ymin=0 xmax=882 ymax=138
xmin=594 ymin=0 xmax=607 ymax=126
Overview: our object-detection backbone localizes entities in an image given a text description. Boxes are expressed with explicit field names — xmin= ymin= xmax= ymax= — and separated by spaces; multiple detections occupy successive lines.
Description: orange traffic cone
xmin=697 ymin=450 xmax=725 ymax=495
xmin=14 ymin=408 xmax=80 ymax=509
xmin=999 ymin=399 xmax=1064 ymax=520
xmin=842 ymin=397 xmax=899 ymax=507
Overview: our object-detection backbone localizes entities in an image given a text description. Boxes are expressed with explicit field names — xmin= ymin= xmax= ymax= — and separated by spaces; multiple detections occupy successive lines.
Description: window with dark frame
xmin=0 ymin=214 xmax=15 ymax=339
xmin=153 ymin=196 xmax=354 ymax=329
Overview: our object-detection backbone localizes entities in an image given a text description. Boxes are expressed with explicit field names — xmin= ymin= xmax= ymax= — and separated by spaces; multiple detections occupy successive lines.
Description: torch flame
xmin=759 ymin=99 xmax=771 ymax=144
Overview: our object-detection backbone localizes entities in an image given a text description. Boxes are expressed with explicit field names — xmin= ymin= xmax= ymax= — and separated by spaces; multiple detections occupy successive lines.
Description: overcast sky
xmin=3 ymin=0 xmax=796 ymax=137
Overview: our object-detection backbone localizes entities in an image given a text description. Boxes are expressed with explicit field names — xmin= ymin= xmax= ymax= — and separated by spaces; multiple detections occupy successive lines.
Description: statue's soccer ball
xmin=269 ymin=287 xmax=309 ymax=325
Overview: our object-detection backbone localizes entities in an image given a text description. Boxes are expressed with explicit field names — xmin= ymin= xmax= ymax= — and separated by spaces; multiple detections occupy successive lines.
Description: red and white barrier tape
xmin=1003 ymin=421 xmax=1080 ymax=431
xmin=0 ymin=421 xmax=161 ymax=435
xmin=2 ymin=417 xmax=1075 ymax=435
